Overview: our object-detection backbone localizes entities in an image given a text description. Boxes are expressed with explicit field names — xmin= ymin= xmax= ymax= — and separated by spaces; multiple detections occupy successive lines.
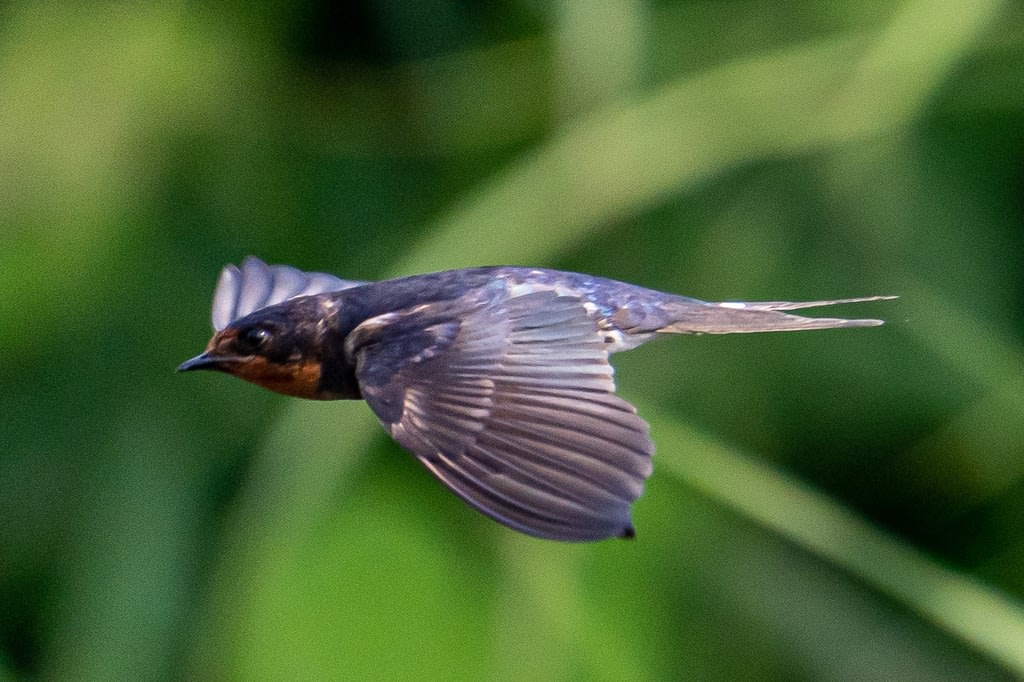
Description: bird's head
xmin=177 ymin=302 xmax=332 ymax=399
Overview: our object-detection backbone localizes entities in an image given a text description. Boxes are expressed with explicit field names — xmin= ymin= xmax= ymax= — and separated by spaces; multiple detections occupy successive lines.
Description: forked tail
xmin=658 ymin=295 xmax=897 ymax=334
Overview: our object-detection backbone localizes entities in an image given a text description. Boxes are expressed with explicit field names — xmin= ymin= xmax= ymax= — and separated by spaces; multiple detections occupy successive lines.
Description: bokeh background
xmin=2 ymin=1 xmax=1024 ymax=680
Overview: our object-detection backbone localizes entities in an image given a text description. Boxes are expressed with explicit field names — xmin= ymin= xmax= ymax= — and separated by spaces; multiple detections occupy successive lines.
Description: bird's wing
xmin=346 ymin=290 xmax=654 ymax=541
xmin=211 ymin=256 xmax=367 ymax=330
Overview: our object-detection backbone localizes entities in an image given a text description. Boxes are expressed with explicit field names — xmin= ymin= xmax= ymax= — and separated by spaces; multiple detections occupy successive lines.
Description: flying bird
xmin=179 ymin=257 xmax=892 ymax=541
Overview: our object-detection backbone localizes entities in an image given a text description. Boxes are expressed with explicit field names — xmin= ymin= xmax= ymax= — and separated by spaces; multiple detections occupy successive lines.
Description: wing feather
xmin=210 ymin=256 xmax=368 ymax=330
xmin=351 ymin=291 xmax=653 ymax=541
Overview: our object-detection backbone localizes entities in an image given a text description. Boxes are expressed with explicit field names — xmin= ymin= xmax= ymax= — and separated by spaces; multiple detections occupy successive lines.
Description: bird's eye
xmin=235 ymin=326 xmax=272 ymax=355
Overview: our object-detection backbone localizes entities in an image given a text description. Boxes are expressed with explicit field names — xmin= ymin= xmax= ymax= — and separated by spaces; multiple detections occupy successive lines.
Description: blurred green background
xmin=2 ymin=1 xmax=1023 ymax=680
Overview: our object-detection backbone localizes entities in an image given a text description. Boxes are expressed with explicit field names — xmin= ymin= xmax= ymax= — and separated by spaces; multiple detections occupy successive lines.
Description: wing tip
xmin=211 ymin=262 xmax=242 ymax=331
xmin=240 ymin=255 xmax=268 ymax=269
xmin=208 ymin=257 xmax=367 ymax=331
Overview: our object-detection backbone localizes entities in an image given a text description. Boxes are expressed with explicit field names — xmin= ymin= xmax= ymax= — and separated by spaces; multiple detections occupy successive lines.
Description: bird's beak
xmin=177 ymin=352 xmax=233 ymax=372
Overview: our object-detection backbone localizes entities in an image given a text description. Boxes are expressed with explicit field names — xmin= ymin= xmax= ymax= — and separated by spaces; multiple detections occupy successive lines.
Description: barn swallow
xmin=179 ymin=257 xmax=893 ymax=541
